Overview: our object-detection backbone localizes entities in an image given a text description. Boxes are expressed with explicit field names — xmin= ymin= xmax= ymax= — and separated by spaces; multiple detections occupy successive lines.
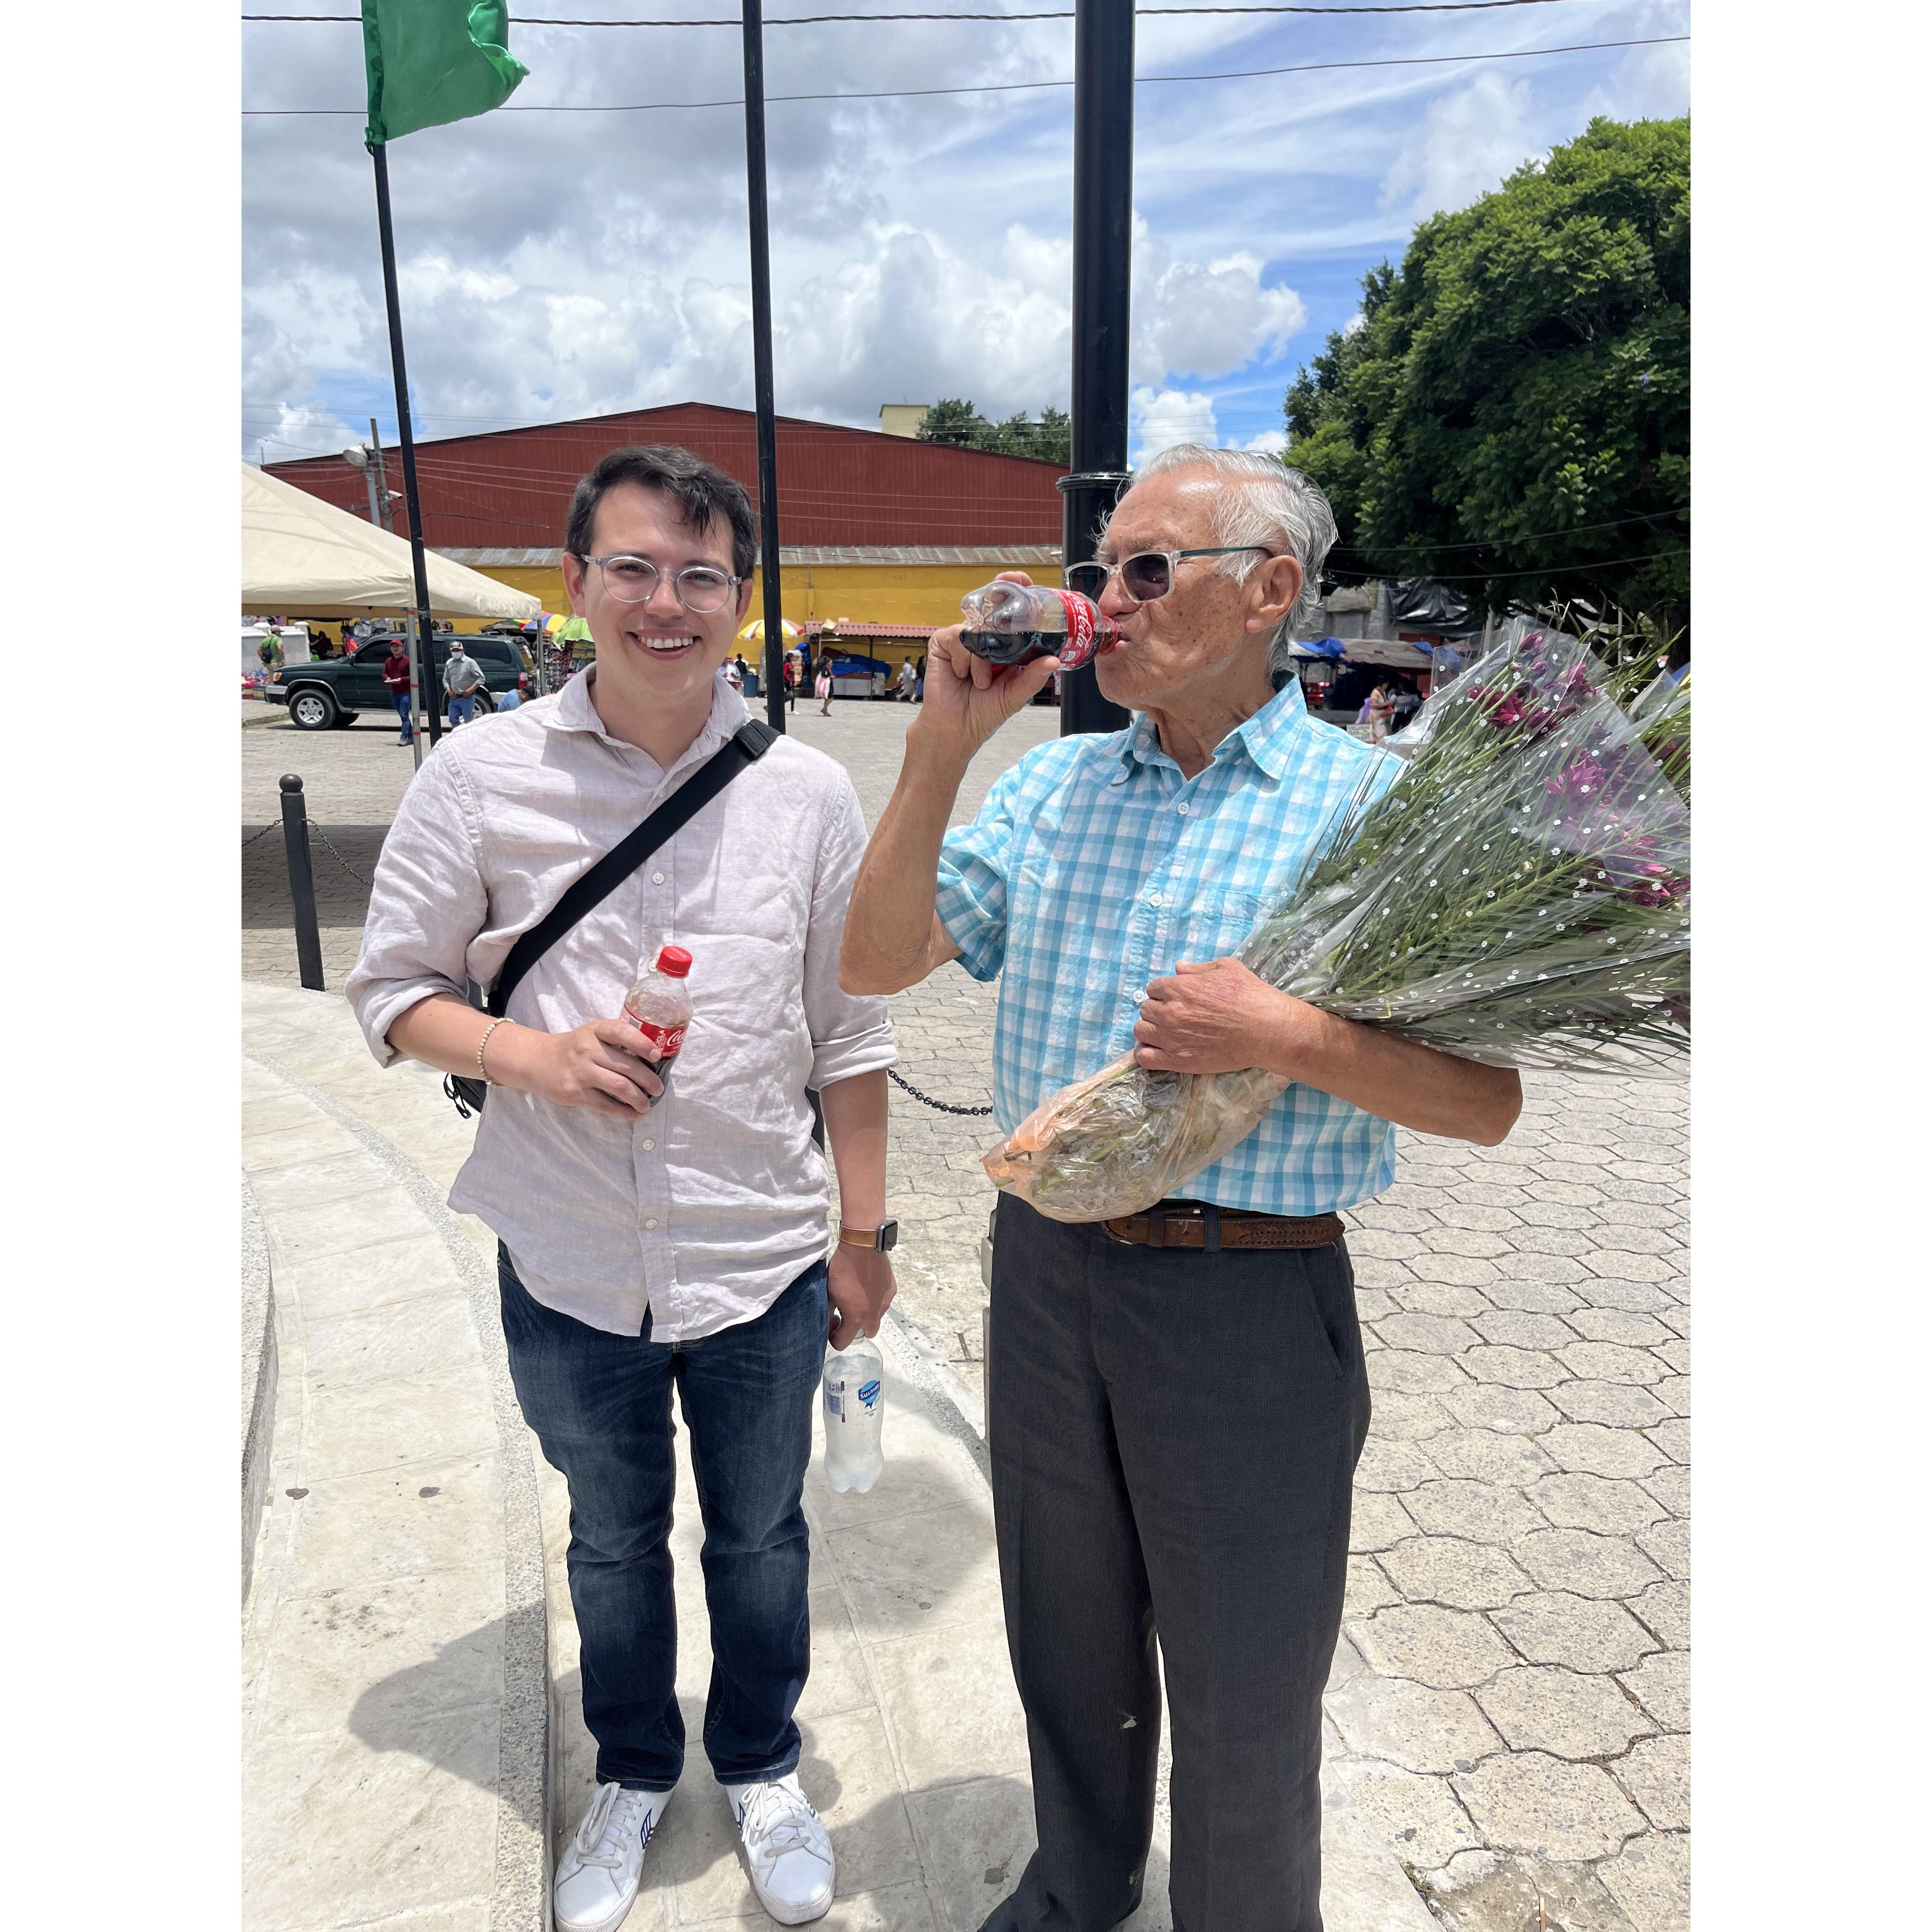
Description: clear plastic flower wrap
xmin=982 ymin=621 xmax=1690 ymax=1223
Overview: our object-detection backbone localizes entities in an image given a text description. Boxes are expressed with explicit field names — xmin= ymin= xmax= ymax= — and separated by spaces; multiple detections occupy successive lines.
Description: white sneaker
xmin=727 ymin=1772 xmax=836 ymax=1925
xmin=552 ymin=1782 xmax=669 ymax=1932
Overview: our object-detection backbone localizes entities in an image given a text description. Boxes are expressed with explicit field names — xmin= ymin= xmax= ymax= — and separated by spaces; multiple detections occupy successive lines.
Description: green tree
xmin=916 ymin=398 xmax=1070 ymax=464
xmin=916 ymin=398 xmax=989 ymax=447
xmin=1285 ymin=116 xmax=1689 ymax=637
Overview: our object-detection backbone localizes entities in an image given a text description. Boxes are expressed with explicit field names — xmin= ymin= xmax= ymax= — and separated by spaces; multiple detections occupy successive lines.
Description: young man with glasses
xmin=840 ymin=445 xmax=1521 ymax=1932
xmin=347 ymin=445 xmax=898 ymax=1932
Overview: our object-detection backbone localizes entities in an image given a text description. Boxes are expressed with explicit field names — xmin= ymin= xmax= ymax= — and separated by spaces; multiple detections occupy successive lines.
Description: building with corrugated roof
xmin=263 ymin=401 xmax=1065 ymax=655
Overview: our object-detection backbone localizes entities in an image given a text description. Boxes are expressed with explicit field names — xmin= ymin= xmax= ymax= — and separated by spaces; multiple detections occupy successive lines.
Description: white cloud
xmin=1131 ymin=221 xmax=1308 ymax=383
xmin=1380 ymin=73 xmax=1541 ymax=221
xmin=241 ymin=12 xmax=1680 ymax=462
xmin=1130 ymin=386 xmax=1219 ymax=464
xmin=1241 ymin=428 xmax=1288 ymax=455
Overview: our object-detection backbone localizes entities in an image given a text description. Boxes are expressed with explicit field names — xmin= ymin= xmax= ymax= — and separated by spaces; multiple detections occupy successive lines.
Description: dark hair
xmin=564 ymin=444 xmax=758 ymax=578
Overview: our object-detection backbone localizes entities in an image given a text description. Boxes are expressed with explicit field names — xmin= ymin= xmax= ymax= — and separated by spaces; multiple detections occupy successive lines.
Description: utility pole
xmin=344 ymin=443 xmax=384 ymax=527
xmin=1058 ymin=0 xmax=1135 ymax=737
xmin=740 ymin=0 xmax=789 ymax=734
xmin=370 ymin=418 xmax=395 ymax=532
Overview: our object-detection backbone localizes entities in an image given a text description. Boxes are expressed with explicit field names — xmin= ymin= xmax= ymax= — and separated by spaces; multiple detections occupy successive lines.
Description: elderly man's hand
xmin=1132 ymin=957 xmax=1319 ymax=1077
xmin=914 ymin=571 xmax=1057 ymax=765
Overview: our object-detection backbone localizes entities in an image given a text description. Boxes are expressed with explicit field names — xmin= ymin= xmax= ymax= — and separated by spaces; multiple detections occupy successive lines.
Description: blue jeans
xmin=497 ymin=1247 xmax=827 ymax=1790
xmin=391 ymin=692 xmax=413 ymax=738
xmin=447 ymin=691 xmax=476 ymax=726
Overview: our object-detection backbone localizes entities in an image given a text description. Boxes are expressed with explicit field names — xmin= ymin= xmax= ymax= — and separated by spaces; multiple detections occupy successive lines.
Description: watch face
xmin=878 ymin=1219 xmax=899 ymax=1253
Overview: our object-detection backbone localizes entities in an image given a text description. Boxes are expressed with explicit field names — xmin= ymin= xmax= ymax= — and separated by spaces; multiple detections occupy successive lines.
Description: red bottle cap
xmin=656 ymin=945 xmax=693 ymax=977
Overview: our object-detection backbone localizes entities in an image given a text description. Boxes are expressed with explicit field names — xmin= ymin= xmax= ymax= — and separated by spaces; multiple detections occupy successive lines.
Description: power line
xmin=243 ymin=34 xmax=1688 ymax=113
xmin=1334 ymin=546 xmax=1689 ymax=583
xmin=243 ymin=2 xmax=1615 ymax=23
xmin=1332 ymin=511 xmax=1689 ymax=555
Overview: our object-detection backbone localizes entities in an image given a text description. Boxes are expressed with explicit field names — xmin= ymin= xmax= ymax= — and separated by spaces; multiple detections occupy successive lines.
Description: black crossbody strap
xmin=486 ymin=719 xmax=776 ymax=1018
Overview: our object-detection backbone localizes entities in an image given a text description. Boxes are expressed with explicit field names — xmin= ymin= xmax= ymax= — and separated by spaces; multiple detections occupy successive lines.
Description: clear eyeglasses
xmin=1063 ymin=545 xmax=1272 ymax=605
xmin=585 ymin=554 xmax=742 ymax=613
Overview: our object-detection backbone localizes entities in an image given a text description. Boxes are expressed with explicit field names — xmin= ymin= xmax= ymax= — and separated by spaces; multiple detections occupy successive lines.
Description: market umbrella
xmin=737 ymin=618 xmax=801 ymax=643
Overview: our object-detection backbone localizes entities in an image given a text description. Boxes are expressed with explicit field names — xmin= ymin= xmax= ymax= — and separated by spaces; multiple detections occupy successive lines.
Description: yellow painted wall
xmin=465 ymin=561 xmax=1063 ymax=664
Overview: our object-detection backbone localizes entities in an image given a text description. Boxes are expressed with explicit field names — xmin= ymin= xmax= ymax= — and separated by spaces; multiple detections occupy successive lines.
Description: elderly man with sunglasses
xmin=348 ymin=446 xmax=899 ymax=1932
xmin=840 ymin=445 xmax=1520 ymax=1932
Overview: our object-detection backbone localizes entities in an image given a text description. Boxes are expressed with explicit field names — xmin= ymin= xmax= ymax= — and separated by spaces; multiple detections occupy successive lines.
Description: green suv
xmin=265 ymin=635 xmax=532 ymax=730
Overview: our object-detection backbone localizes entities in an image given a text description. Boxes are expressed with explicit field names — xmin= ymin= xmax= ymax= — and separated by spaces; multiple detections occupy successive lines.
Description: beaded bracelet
xmin=477 ymin=1017 xmax=511 ymax=1084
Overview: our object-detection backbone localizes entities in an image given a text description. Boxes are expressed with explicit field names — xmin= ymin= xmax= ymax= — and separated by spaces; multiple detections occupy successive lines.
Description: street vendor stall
xmin=241 ymin=462 xmax=540 ymax=623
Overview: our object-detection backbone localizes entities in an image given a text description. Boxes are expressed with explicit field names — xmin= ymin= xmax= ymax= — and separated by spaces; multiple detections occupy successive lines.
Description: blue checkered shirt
xmin=935 ymin=682 xmax=1403 ymax=1215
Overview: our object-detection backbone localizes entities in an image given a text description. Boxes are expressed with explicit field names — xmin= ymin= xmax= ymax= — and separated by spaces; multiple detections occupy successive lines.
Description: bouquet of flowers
xmin=982 ymin=620 xmax=1690 ymax=1223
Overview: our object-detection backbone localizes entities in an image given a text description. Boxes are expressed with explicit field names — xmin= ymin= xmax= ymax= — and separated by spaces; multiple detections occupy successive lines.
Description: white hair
xmin=1128 ymin=443 xmax=1338 ymax=679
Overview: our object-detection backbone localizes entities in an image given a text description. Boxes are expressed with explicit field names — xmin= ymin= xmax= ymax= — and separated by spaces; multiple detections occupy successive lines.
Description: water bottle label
xmin=858 ymin=1379 xmax=882 ymax=1412
xmin=1051 ymin=591 xmax=1101 ymax=671
xmin=826 ymin=1389 xmax=845 ymax=1419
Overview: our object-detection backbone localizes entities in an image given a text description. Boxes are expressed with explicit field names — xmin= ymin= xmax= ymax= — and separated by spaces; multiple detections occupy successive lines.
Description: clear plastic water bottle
xmin=821 ymin=1335 xmax=886 ymax=1494
xmin=958 ymin=580 xmax=1116 ymax=669
xmin=621 ymin=945 xmax=692 ymax=1101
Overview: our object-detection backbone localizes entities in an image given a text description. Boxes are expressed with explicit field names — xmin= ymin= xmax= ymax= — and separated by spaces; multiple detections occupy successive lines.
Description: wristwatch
xmin=835 ymin=1219 xmax=899 ymax=1253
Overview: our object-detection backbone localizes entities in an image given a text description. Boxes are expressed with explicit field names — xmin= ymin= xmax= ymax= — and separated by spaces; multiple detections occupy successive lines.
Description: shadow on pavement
xmin=346 ymin=1606 xmax=546 ymax=1834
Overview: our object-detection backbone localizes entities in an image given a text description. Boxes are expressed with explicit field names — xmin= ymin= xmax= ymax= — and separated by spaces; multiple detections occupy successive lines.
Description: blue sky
xmin=242 ymin=2 xmax=1688 ymax=469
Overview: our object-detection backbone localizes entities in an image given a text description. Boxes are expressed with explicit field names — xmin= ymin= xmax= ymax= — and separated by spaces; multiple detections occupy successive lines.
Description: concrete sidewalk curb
xmin=242 ymin=1176 xmax=277 ymax=1606
xmin=244 ymin=1046 xmax=551 ymax=1932
xmin=880 ymin=1305 xmax=989 ymax=1486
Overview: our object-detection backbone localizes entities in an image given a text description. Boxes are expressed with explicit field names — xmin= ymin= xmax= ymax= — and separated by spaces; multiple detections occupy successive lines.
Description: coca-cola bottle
xmin=621 ymin=945 xmax=693 ymax=1096
xmin=958 ymin=581 xmax=1116 ymax=669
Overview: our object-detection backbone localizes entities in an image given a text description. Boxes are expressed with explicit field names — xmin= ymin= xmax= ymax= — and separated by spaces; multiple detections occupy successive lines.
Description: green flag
xmin=363 ymin=0 xmax=528 ymax=148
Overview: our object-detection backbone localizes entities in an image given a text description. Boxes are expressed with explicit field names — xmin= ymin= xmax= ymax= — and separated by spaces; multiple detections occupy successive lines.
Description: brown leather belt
xmin=1099 ymin=1201 xmax=1345 ymax=1252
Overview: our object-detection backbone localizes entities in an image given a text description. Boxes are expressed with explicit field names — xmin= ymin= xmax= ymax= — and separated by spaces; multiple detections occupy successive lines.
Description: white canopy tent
xmin=241 ymin=462 xmax=541 ymax=622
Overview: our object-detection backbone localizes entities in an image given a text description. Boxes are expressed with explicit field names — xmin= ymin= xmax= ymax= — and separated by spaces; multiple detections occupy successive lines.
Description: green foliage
xmin=916 ymin=398 xmax=1070 ymax=465
xmin=1284 ymin=116 xmax=1690 ymax=634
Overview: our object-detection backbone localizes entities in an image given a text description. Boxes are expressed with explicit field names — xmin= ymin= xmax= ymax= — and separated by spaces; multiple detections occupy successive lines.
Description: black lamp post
xmin=1057 ymin=0 xmax=1135 ymax=738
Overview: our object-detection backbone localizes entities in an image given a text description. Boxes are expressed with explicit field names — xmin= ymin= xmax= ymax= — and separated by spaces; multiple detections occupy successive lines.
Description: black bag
xmin=445 ymin=720 xmax=777 ymax=1118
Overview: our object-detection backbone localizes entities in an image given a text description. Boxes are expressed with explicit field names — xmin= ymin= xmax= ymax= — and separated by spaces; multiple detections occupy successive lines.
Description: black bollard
xmin=280 ymin=774 xmax=326 ymax=992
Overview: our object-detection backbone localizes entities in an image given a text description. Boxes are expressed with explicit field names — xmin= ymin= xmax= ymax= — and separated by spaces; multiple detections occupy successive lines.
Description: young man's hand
xmin=827 ymin=1244 xmax=896 ymax=1351
xmin=492 ymin=1019 xmax=667 ymax=1117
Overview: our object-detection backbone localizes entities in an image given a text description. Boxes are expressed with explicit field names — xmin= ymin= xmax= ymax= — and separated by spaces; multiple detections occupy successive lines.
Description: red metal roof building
xmin=262 ymin=400 xmax=1066 ymax=552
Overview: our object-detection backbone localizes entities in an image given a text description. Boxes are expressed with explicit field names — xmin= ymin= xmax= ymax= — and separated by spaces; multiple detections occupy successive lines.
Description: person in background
xmin=443 ymin=638 xmax=485 ymax=728
xmin=913 ymin=655 xmax=926 ymax=703
xmin=733 ymin=652 xmax=752 ymax=690
xmin=382 ymin=639 xmax=414 ymax=744
xmin=256 ymin=628 xmax=283 ymax=674
xmin=724 ymin=656 xmax=745 ymax=695
xmin=1391 ymin=677 xmax=1421 ymax=731
xmin=816 ymin=656 xmax=834 ymax=716
xmin=897 ymin=656 xmax=918 ymax=702
xmin=1368 ymin=680 xmax=1397 ymax=744
xmin=782 ymin=649 xmax=800 ymax=711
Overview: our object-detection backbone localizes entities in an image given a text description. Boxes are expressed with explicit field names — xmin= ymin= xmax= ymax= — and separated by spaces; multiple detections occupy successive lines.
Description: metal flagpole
xmin=740 ymin=0 xmax=788 ymax=735
xmin=1058 ymin=0 xmax=1135 ymax=737
xmin=370 ymin=141 xmax=441 ymax=770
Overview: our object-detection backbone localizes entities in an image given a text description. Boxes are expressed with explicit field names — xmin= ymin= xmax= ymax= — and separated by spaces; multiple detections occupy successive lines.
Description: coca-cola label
xmin=622 ymin=1007 xmax=687 ymax=1058
xmin=1051 ymin=590 xmax=1103 ymax=669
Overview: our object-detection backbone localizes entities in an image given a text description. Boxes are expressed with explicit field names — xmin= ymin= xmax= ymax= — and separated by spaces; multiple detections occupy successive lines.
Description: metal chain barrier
xmin=310 ymin=824 xmax=374 ymax=889
xmin=242 ymin=822 xmax=278 ymax=848
xmin=887 ymin=1066 xmax=994 ymax=1117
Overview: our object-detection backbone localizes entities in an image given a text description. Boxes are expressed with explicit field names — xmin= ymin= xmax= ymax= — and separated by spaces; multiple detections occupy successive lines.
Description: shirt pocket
xmin=1169 ymin=886 xmax=1276 ymax=970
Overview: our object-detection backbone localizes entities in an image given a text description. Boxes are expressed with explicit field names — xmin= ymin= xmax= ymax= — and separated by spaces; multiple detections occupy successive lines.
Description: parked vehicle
xmin=264 ymin=634 xmax=531 ymax=729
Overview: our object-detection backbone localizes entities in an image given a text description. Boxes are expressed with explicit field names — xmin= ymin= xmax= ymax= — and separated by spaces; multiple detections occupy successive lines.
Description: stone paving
xmin=240 ymin=695 xmax=1689 ymax=1930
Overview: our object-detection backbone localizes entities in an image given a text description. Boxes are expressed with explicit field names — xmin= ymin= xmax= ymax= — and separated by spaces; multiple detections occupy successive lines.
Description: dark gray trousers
xmin=979 ymin=1195 xmax=1371 ymax=1932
